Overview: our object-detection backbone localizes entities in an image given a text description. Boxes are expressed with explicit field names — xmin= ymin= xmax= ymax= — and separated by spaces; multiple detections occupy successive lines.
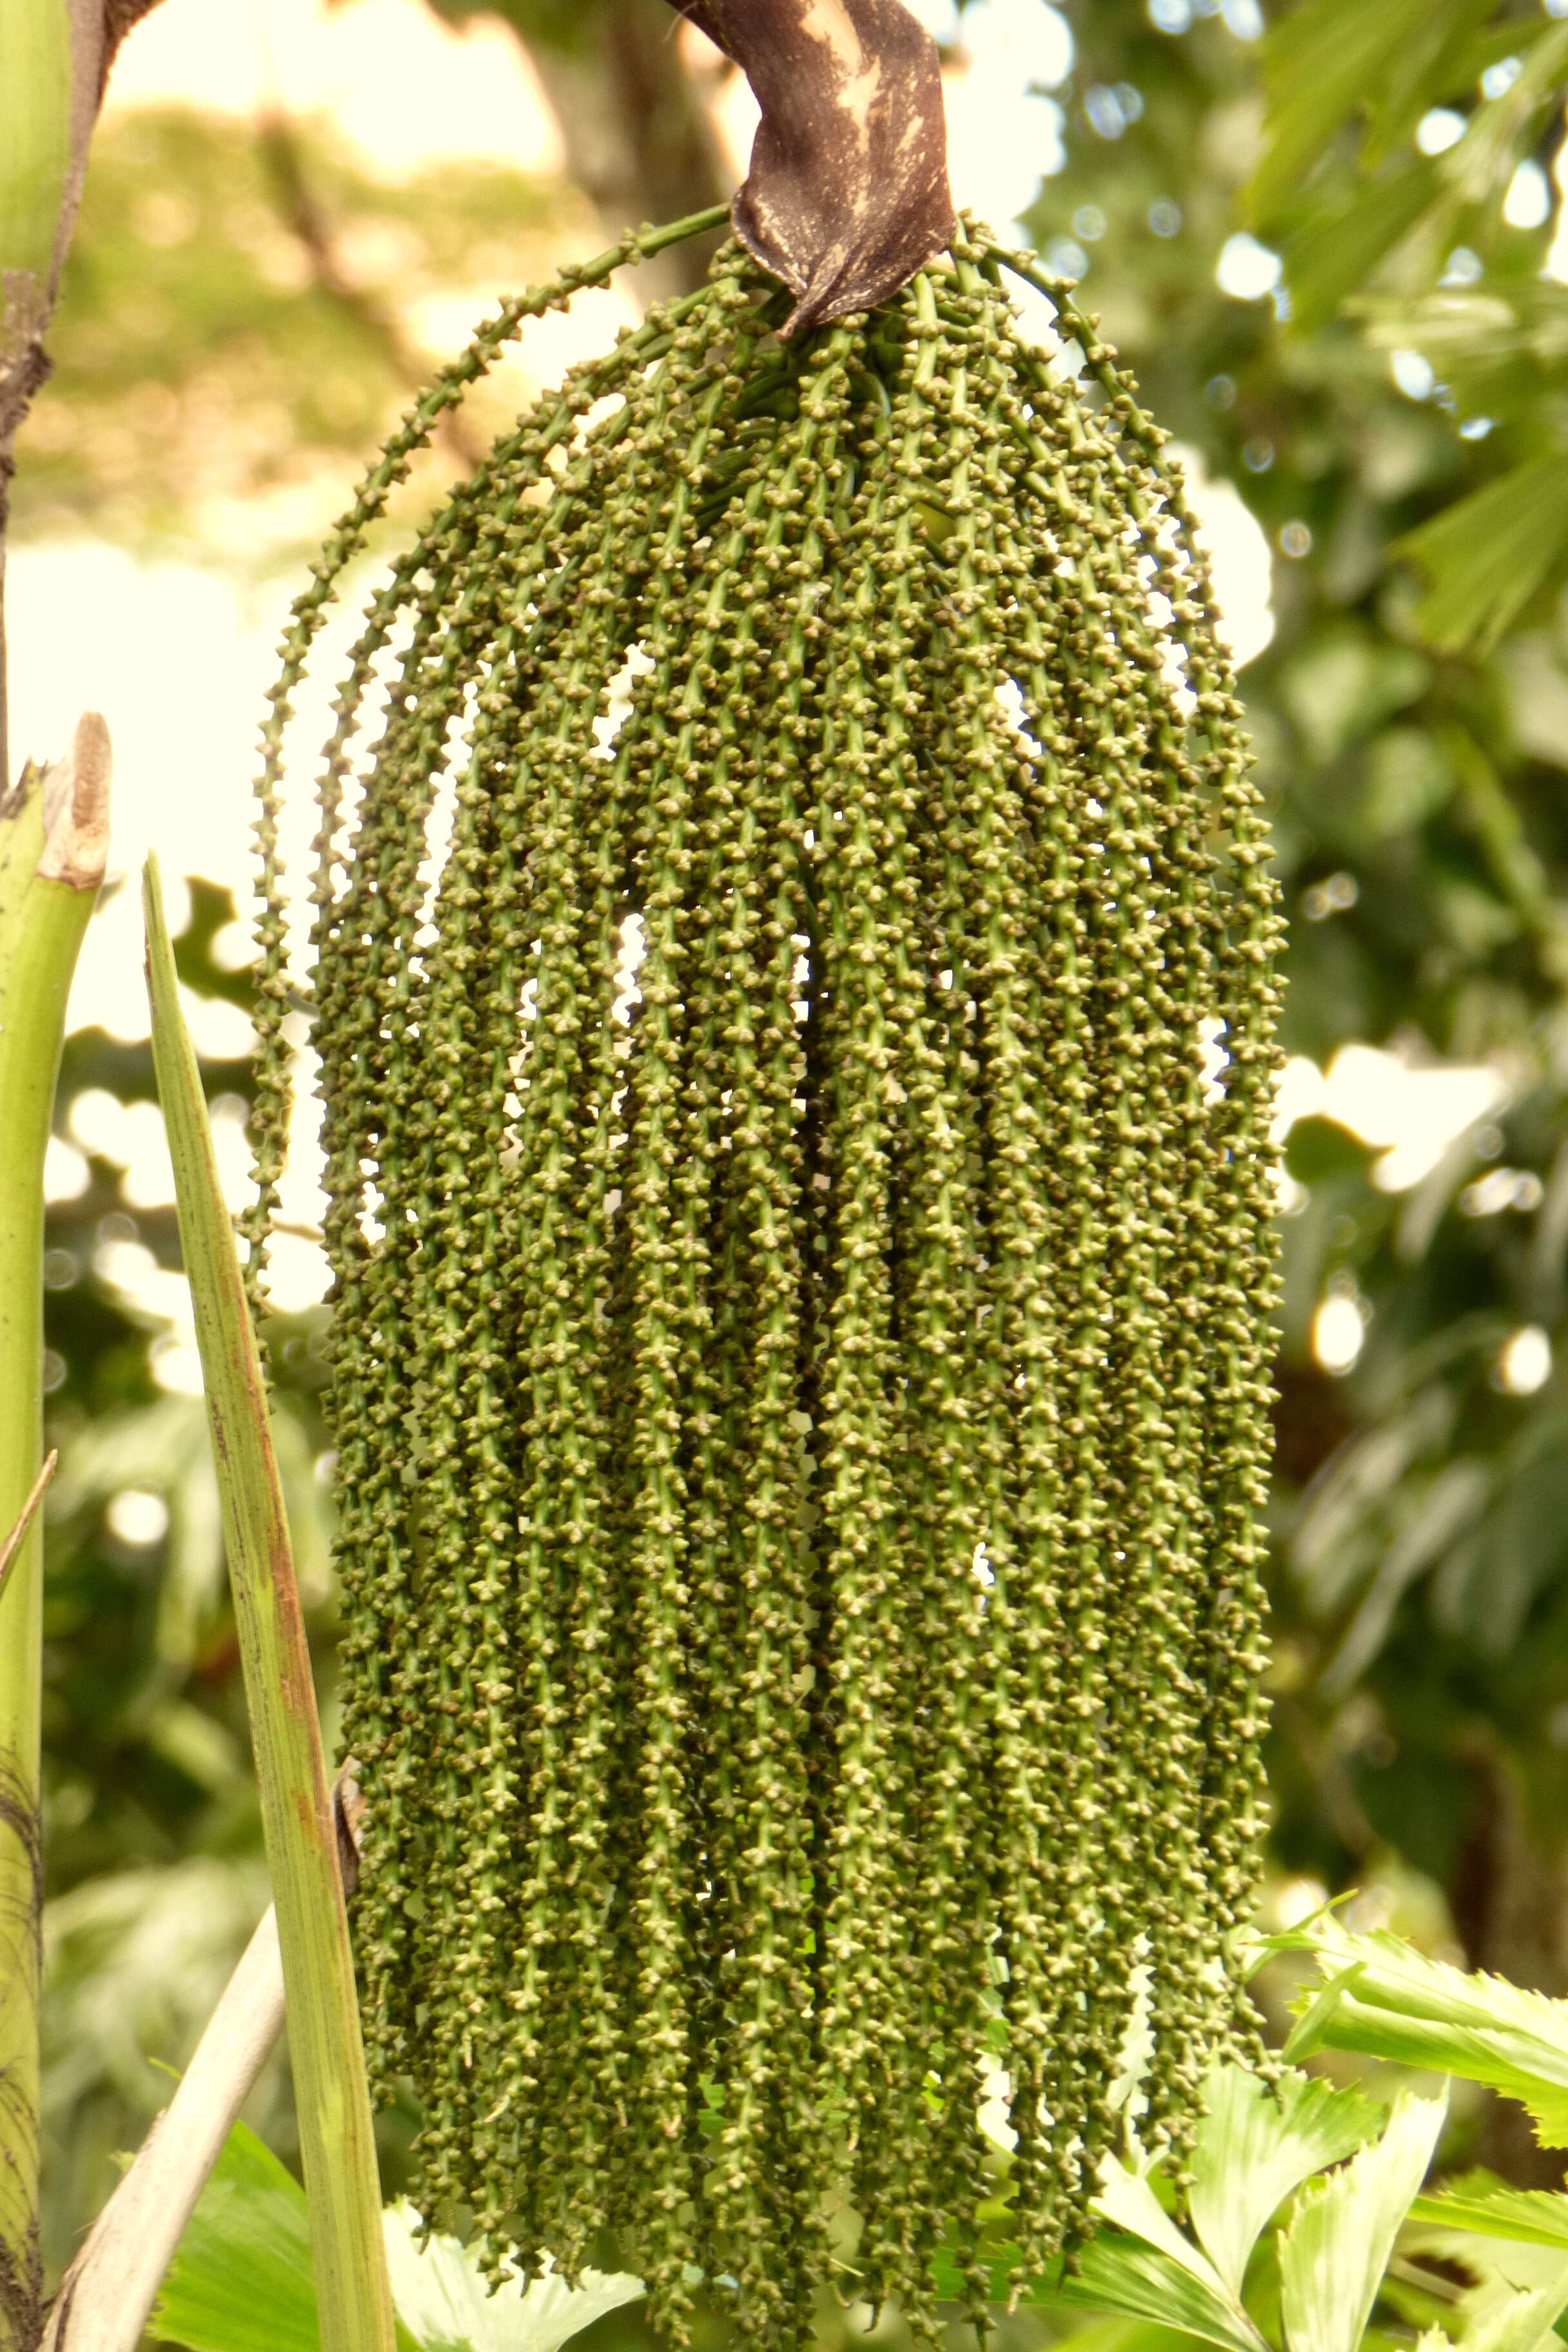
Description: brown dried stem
xmin=665 ymin=0 xmax=954 ymax=332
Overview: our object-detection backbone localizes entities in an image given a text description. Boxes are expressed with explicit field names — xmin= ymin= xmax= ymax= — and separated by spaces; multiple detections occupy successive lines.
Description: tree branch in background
xmin=425 ymin=0 xmax=730 ymax=299
xmin=549 ymin=1 xmax=730 ymax=286
xmin=257 ymin=106 xmax=485 ymax=474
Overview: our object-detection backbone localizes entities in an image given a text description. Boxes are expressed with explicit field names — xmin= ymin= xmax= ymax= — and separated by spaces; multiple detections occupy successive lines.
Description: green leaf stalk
xmin=144 ymin=854 xmax=396 ymax=2352
xmin=0 ymin=714 xmax=106 ymax=2349
xmin=0 ymin=0 xmax=70 ymax=830
xmin=0 ymin=0 xmax=72 ymax=290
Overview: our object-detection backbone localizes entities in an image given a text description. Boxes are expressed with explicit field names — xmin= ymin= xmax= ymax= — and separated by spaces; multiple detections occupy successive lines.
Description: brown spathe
xmin=671 ymin=0 xmax=956 ymax=331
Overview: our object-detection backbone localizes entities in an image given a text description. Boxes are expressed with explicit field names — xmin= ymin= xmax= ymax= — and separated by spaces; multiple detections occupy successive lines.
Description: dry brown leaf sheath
xmin=670 ymin=0 xmax=956 ymax=331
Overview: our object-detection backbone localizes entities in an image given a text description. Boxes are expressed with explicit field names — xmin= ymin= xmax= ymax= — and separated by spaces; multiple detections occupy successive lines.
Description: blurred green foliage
xmin=11 ymin=107 xmax=573 ymax=563
xmin=1248 ymin=0 xmax=1568 ymax=649
xmin=1028 ymin=0 xmax=1568 ymax=2070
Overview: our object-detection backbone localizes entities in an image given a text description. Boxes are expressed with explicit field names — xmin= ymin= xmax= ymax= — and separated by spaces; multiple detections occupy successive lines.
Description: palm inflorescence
xmin=247 ymin=216 xmax=1281 ymax=2347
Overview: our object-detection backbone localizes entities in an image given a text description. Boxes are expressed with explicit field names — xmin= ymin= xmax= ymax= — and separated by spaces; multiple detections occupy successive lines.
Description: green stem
xmin=0 ymin=0 xmax=72 ymax=289
xmin=0 ymin=714 xmax=106 ymax=2351
xmin=144 ymin=855 xmax=396 ymax=2352
xmin=1 ymin=0 xmax=77 ymax=794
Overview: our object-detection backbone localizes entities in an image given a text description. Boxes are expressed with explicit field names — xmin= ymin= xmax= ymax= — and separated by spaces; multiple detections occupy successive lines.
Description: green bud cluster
xmin=248 ymin=217 xmax=1281 ymax=2347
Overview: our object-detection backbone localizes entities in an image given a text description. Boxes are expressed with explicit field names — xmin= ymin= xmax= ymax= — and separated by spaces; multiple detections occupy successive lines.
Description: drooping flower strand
xmin=250 ymin=220 xmax=1280 ymax=2351
xmin=244 ymin=210 xmax=732 ymax=1313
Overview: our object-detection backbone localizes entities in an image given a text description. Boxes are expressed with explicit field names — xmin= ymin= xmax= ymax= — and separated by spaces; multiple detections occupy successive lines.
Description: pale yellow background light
xmin=13 ymin=0 xmax=1490 ymax=1367
xmin=103 ymin=0 xmax=564 ymax=178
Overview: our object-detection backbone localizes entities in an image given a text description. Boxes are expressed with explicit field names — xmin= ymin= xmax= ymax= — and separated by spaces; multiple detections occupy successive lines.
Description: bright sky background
xmin=102 ymin=0 xmax=565 ymax=177
xmin=13 ymin=0 xmax=1508 ymax=1381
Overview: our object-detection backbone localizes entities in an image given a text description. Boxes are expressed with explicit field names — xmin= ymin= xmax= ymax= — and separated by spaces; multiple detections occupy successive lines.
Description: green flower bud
xmin=248 ymin=220 xmax=1281 ymax=2349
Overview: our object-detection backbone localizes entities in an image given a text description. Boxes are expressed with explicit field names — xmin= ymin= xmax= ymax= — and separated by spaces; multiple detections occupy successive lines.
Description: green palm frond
xmin=1395 ymin=455 xmax=1568 ymax=654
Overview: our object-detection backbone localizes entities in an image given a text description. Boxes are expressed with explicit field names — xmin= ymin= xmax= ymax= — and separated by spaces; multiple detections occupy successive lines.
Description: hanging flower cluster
xmin=248 ymin=215 xmax=1281 ymax=2349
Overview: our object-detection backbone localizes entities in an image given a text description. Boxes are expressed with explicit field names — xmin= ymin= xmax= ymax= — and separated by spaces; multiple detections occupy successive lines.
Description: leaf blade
xmin=1051 ymin=2230 xmax=1268 ymax=2352
xmin=1277 ymin=2088 xmax=1447 ymax=2352
xmin=1408 ymin=2184 xmax=1568 ymax=2249
xmin=1279 ymin=160 xmax=1440 ymax=338
xmin=1394 ymin=455 xmax=1568 ymax=656
xmin=1262 ymin=1916 xmax=1568 ymax=2145
xmin=382 ymin=2202 xmax=644 ymax=2352
xmin=1048 ymin=2160 xmax=1268 ymax=2352
xmin=1250 ymin=0 xmax=1437 ymax=221
xmin=1468 ymin=2277 xmax=1568 ymax=2352
xmin=144 ymin=855 xmax=397 ymax=2352
xmin=1188 ymin=2063 xmax=1387 ymax=2296
xmin=149 ymin=2119 xmax=324 ymax=2352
